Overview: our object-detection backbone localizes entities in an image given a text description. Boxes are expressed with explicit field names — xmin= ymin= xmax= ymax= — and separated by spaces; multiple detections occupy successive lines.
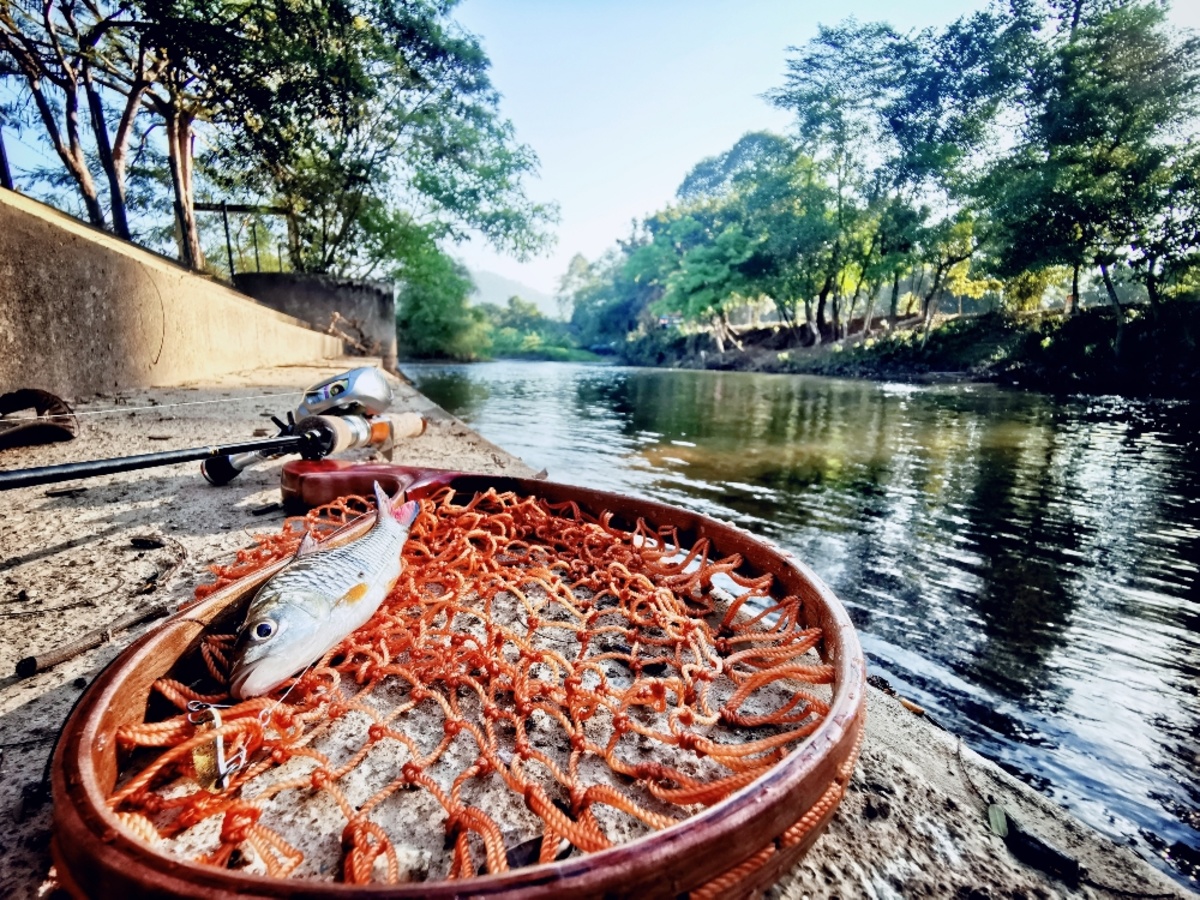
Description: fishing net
xmin=107 ymin=486 xmax=860 ymax=895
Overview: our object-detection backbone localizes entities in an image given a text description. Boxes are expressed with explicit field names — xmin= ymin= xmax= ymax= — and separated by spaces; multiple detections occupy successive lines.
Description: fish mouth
xmin=229 ymin=660 xmax=283 ymax=700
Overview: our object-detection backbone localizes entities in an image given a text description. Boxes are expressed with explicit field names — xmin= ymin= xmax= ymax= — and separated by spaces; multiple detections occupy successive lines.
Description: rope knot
xmin=401 ymin=762 xmax=422 ymax=784
xmin=219 ymin=804 xmax=261 ymax=845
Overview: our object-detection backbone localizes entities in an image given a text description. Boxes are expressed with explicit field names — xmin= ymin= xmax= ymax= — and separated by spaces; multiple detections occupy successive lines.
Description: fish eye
xmin=252 ymin=619 xmax=276 ymax=640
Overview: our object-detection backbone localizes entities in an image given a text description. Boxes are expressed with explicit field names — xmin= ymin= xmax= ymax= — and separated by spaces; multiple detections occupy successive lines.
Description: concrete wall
xmin=234 ymin=273 xmax=397 ymax=372
xmin=0 ymin=189 xmax=346 ymax=400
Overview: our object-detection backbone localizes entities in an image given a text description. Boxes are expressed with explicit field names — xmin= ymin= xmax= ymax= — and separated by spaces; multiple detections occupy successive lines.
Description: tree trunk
xmin=1098 ymin=261 xmax=1125 ymax=361
xmin=710 ymin=315 xmax=725 ymax=354
xmin=721 ymin=311 xmax=742 ymax=350
xmin=913 ymin=267 xmax=926 ymax=311
xmin=889 ymin=272 xmax=900 ymax=319
xmin=1066 ymin=262 xmax=1079 ymax=318
xmin=920 ymin=264 xmax=948 ymax=348
xmin=862 ymin=280 xmax=882 ymax=338
xmin=846 ymin=273 xmax=866 ymax=339
xmin=0 ymin=127 xmax=13 ymax=190
xmin=165 ymin=109 xmax=203 ymax=269
xmin=1144 ymin=256 xmax=1161 ymax=319
xmin=816 ymin=275 xmax=832 ymax=344
xmin=37 ymin=79 xmax=106 ymax=227
xmin=83 ymin=72 xmax=130 ymax=239
xmin=3 ymin=24 xmax=106 ymax=227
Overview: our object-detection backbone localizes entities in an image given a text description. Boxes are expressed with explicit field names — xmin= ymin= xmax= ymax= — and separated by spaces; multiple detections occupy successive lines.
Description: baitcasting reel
xmin=201 ymin=367 xmax=396 ymax=485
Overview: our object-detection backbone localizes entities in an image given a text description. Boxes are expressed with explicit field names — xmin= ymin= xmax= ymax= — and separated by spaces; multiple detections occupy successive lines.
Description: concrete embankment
xmin=0 ymin=188 xmax=345 ymax=398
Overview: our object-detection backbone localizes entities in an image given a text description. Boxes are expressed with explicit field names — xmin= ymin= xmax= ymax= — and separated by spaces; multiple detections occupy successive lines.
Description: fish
xmin=228 ymin=482 xmax=420 ymax=699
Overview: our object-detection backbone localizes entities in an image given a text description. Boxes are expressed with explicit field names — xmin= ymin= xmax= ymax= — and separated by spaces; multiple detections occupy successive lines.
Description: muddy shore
xmin=0 ymin=359 xmax=1188 ymax=898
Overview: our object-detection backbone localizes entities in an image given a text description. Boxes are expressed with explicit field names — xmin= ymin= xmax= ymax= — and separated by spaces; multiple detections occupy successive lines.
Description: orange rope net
xmin=108 ymin=487 xmax=854 ymax=890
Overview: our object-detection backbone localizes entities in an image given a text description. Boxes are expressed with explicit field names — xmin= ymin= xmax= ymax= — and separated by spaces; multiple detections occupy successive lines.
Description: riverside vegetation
xmin=621 ymin=300 xmax=1200 ymax=399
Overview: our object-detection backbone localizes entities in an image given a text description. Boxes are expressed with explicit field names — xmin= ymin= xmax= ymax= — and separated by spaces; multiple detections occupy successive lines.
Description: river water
xmin=403 ymin=360 xmax=1200 ymax=886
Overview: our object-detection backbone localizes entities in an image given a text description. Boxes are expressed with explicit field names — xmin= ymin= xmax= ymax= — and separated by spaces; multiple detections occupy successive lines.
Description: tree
xmin=770 ymin=21 xmax=904 ymax=340
xmin=657 ymin=215 xmax=757 ymax=352
xmin=394 ymin=240 xmax=486 ymax=360
xmin=207 ymin=0 xmax=556 ymax=277
xmin=0 ymin=0 xmax=154 ymax=235
xmin=980 ymin=2 xmax=1200 ymax=348
xmin=130 ymin=0 xmax=386 ymax=268
xmin=1126 ymin=143 xmax=1200 ymax=307
xmin=4 ymin=0 xmax=555 ymax=277
xmin=674 ymin=133 xmax=840 ymax=343
xmin=563 ymin=237 xmax=666 ymax=349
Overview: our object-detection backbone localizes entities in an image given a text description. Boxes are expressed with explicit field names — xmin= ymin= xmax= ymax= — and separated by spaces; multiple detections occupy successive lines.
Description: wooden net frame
xmin=52 ymin=474 xmax=865 ymax=899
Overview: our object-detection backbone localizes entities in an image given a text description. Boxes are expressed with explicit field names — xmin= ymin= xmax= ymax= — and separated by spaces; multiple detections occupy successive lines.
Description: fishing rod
xmin=0 ymin=367 xmax=396 ymax=492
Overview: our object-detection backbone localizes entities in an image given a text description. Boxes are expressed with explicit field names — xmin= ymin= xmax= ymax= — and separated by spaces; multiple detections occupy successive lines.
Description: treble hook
xmin=186 ymin=701 xmax=245 ymax=789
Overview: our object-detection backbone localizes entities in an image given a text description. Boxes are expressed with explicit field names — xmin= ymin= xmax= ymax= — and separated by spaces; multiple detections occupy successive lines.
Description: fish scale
xmin=282 ymin=543 xmax=391 ymax=587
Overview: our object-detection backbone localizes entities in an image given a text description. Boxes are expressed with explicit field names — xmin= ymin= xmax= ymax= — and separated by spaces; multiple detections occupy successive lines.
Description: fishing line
xmin=0 ymin=390 xmax=306 ymax=423
xmin=258 ymin=658 xmax=321 ymax=727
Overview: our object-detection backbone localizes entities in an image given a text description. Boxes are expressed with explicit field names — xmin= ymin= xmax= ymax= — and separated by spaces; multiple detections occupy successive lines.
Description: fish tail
xmin=372 ymin=481 xmax=393 ymax=520
xmin=372 ymin=482 xmax=417 ymax=528
xmin=395 ymin=499 xmax=420 ymax=528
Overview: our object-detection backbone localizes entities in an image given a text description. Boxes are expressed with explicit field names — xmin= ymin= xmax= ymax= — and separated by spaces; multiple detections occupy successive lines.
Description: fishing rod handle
xmin=201 ymin=415 xmax=392 ymax=486
xmin=296 ymin=414 xmax=392 ymax=457
xmin=0 ymin=435 xmax=307 ymax=491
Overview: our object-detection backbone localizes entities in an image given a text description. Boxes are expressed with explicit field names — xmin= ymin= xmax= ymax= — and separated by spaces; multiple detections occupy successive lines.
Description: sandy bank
xmin=0 ymin=360 xmax=1187 ymax=898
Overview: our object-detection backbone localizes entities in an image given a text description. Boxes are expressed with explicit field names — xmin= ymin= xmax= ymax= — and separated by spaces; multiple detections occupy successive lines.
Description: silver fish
xmin=229 ymin=482 xmax=419 ymax=699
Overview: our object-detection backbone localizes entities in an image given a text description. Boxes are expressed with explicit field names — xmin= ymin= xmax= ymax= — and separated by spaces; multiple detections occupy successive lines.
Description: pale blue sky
xmin=453 ymin=0 xmax=1200 ymax=296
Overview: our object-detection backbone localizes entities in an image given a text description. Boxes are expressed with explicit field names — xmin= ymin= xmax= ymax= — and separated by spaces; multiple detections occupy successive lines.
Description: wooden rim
xmin=52 ymin=467 xmax=866 ymax=899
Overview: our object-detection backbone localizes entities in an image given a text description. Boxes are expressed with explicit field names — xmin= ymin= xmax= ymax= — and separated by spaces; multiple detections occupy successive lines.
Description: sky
xmin=451 ymin=0 xmax=1200 ymax=298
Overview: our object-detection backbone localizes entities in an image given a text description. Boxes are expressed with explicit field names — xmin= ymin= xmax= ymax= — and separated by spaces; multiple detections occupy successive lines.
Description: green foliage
xmin=1004 ymin=268 xmax=1071 ymax=312
xmin=977 ymin=2 xmax=1200 ymax=307
xmin=560 ymin=0 xmax=1200 ymax=393
xmin=475 ymin=295 xmax=586 ymax=360
xmin=203 ymin=0 xmax=557 ymax=276
xmin=395 ymin=244 xmax=487 ymax=361
xmin=2 ymin=0 xmax=556 ymax=277
xmin=1003 ymin=300 xmax=1200 ymax=396
xmin=563 ymin=244 xmax=664 ymax=348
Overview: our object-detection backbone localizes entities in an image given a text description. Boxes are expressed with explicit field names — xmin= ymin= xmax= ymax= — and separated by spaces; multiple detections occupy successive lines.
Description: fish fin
xmin=395 ymin=499 xmax=419 ymax=529
xmin=336 ymin=582 xmax=371 ymax=607
xmin=295 ymin=532 xmax=320 ymax=558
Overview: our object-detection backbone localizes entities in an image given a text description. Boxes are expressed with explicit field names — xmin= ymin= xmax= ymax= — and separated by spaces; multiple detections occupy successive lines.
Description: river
xmin=402 ymin=359 xmax=1200 ymax=886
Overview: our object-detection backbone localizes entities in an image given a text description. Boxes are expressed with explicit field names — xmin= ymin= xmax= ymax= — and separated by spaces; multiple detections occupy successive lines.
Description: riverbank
xmin=621 ymin=301 xmax=1200 ymax=399
xmin=0 ymin=359 xmax=1189 ymax=897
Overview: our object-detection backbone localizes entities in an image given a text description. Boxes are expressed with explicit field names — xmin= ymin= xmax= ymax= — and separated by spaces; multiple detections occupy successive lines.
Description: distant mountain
xmin=468 ymin=269 xmax=560 ymax=320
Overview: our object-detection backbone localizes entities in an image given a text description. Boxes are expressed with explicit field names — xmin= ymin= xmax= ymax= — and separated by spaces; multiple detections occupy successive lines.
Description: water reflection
xmin=406 ymin=360 xmax=1200 ymax=885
